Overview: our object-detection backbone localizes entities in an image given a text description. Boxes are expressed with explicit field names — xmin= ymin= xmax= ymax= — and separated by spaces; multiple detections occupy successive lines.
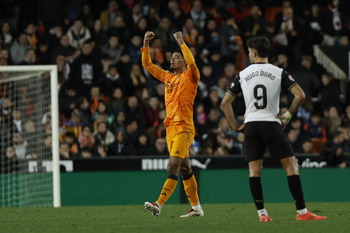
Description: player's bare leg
xmin=281 ymin=156 xmax=327 ymax=221
xmin=249 ymin=159 xmax=273 ymax=222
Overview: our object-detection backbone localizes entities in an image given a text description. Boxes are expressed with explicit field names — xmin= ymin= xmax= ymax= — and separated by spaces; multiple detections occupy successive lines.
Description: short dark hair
xmin=246 ymin=36 xmax=271 ymax=58
xmin=173 ymin=48 xmax=184 ymax=59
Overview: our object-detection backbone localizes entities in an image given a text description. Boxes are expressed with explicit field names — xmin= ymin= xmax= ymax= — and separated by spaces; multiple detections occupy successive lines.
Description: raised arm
xmin=173 ymin=31 xmax=200 ymax=82
xmin=141 ymin=31 xmax=166 ymax=83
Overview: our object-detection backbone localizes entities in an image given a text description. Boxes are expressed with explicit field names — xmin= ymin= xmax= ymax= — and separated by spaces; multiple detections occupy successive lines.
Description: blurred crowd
xmin=0 ymin=0 xmax=350 ymax=168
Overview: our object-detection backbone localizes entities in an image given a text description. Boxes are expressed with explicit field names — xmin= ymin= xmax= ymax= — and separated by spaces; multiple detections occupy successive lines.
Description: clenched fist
xmin=144 ymin=31 xmax=155 ymax=41
xmin=173 ymin=31 xmax=184 ymax=45
xmin=173 ymin=31 xmax=183 ymax=41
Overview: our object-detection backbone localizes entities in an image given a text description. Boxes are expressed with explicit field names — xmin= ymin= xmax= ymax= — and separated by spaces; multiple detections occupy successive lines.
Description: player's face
xmin=170 ymin=52 xmax=185 ymax=70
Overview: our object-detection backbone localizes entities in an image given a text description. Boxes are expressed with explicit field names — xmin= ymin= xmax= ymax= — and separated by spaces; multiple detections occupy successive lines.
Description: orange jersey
xmin=141 ymin=43 xmax=200 ymax=127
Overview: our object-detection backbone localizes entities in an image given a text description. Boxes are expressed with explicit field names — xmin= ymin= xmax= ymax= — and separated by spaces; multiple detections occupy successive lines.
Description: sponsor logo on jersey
xmin=288 ymin=75 xmax=295 ymax=81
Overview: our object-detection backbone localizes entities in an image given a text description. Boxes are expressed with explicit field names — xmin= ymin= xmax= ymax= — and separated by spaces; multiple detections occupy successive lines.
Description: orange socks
xmin=156 ymin=175 xmax=178 ymax=206
xmin=182 ymin=172 xmax=199 ymax=206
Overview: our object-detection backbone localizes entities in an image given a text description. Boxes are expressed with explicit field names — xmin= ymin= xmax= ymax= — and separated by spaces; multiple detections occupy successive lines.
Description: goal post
xmin=0 ymin=65 xmax=60 ymax=207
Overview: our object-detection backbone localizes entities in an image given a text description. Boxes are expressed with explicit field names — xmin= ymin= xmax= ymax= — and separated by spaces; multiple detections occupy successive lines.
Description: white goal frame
xmin=0 ymin=65 xmax=60 ymax=207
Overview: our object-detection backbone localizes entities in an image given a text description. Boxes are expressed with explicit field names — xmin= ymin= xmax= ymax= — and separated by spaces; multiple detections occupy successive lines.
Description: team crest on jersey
xmin=288 ymin=75 xmax=295 ymax=81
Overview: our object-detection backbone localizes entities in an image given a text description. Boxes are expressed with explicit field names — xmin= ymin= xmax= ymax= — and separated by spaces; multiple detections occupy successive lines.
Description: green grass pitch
xmin=0 ymin=202 xmax=349 ymax=233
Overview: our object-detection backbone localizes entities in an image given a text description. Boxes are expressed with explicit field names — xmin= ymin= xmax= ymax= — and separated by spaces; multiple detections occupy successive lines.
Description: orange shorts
xmin=166 ymin=124 xmax=194 ymax=159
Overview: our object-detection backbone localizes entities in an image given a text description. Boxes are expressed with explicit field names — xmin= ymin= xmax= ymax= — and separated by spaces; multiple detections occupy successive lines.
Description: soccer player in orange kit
xmin=142 ymin=31 xmax=204 ymax=218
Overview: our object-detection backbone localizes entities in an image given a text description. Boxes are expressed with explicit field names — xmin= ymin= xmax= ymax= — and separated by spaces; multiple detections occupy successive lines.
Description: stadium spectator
xmin=100 ymin=0 xmax=124 ymax=31
xmin=111 ymin=127 xmax=135 ymax=156
xmin=68 ymin=40 xmax=103 ymax=98
xmin=319 ymin=73 xmax=342 ymax=115
xmin=146 ymin=7 xmax=160 ymax=31
xmin=107 ymin=88 xmax=125 ymax=116
xmin=77 ymin=96 xmax=92 ymax=126
xmin=219 ymin=11 xmax=241 ymax=63
xmin=321 ymin=131 xmax=347 ymax=168
xmin=304 ymin=112 xmax=327 ymax=139
xmin=78 ymin=125 xmax=95 ymax=150
xmin=144 ymin=96 xmax=161 ymax=129
xmin=2 ymin=146 xmax=18 ymax=173
xmin=123 ymin=96 xmax=145 ymax=131
xmin=203 ymin=89 xmax=221 ymax=114
xmin=136 ymin=133 xmax=153 ymax=155
xmin=287 ymin=128 xmax=303 ymax=153
xmin=289 ymin=57 xmax=321 ymax=103
xmin=216 ymin=117 xmax=240 ymax=155
xmin=12 ymin=109 xmax=22 ymax=132
xmin=59 ymin=85 xmax=78 ymax=118
xmin=10 ymin=32 xmax=30 ymax=64
xmin=52 ymin=35 xmax=79 ymax=64
xmin=240 ymin=4 xmax=265 ymax=41
xmin=19 ymin=48 xmax=39 ymax=65
xmin=80 ymin=3 xmax=95 ymax=30
xmin=319 ymin=0 xmax=347 ymax=45
xmin=92 ymin=100 xmax=115 ymax=125
xmin=150 ymin=137 xmax=168 ymax=155
xmin=66 ymin=19 xmax=91 ymax=49
xmin=63 ymin=131 xmax=80 ymax=157
xmin=164 ymin=0 xmax=185 ymax=30
xmin=91 ymin=19 xmax=108 ymax=47
xmin=190 ymin=0 xmax=207 ymax=32
xmin=324 ymin=106 xmax=342 ymax=139
xmin=127 ymin=35 xmax=142 ymax=63
xmin=102 ymin=65 xmax=125 ymax=97
xmin=107 ymin=15 xmax=130 ymax=45
xmin=13 ymin=132 xmax=27 ymax=159
xmin=126 ymin=63 xmax=148 ymax=97
xmin=199 ymin=64 xmax=216 ymax=91
xmin=81 ymin=147 xmax=92 ymax=158
xmin=208 ymin=49 xmax=225 ymax=79
xmin=59 ymin=142 xmax=71 ymax=160
xmin=64 ymin=109 xmax=84 ymax=139
xmin=93 ymin=121 xmax=115 ymax=156
xmin=113 ymin=110 xmax=126 ymax=131
xmin=1 ymin=21 xmax=13 ymax=49
xmin=154 ymin=17 xmax=177 ymax=51
xmin=150 ymin=37 xmax=164 ymax=66
xmin=182 ymin=18 xmax=198 ymax=47
xmin=300 ymin=138 xmax=314 ymax=154
xmin=102 ymin=35 xmax=125 ymax=65
xmin=37 ymin=0 xmax=65 ymax=38
xmin=210 ymin=77 xmax=229 ymax=99
xmin=273 ymin=4 xmax=303 ymax=58
xmin=126 ymin=2 xmax=144 ymax=29
xmin=24 ymin=23 xmax=38 ymax=48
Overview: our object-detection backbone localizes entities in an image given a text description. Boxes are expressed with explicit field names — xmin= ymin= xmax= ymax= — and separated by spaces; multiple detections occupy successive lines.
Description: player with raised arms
xmin=221 ymin=36 xmax=327 ymax=222
xmin=141 ymin=31 xmax=204 ymax=218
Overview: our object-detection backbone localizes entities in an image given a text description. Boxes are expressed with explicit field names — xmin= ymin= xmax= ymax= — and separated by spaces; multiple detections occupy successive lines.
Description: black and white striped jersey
xmin=227 ymin=63 xmax=297 ymax=124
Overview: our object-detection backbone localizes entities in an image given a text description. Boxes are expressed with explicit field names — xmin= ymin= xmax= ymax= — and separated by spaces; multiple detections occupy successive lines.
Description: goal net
xmin=0 ymin=65 xmax=60 ymax=207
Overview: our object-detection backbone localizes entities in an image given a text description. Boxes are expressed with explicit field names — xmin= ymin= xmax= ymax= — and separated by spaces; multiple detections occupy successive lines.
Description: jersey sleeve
xmin=180 ymin=43 xmax=200 ymax=82
xmin=141 ymin=47 xmax=166 ymax=83
xmin=281 ymin=70 xmax=297 ymax=92
xmin=227 ymin=74 xmax=242 ymax=96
